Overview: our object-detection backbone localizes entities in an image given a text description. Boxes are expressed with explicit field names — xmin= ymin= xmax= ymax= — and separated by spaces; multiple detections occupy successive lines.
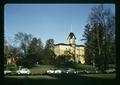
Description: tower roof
xmin=67 ymin=32 xmax=76 ymax=39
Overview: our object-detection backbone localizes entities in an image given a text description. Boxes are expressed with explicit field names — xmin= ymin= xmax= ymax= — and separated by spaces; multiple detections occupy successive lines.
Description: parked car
xmin=46 ymin=70 xmax=54 ymax=74
xmin=105 ymin=68 xmax=116 ymax=73
xmin=4 ymin=70 xmax=12 ymax=75
xmin=65 ymin=68 xmax=76 ymax=74
xmin=54 ymin=70 xmax=62 ymax=74
xmin=16 ymin=68 xmax=31 ymax=74
xmin=76 ymin=70 xmax=86 ymax=74
xmin=47 ymin=69 xmax=62 ymax=74
xmin=84 ymin=69 xmax=100 ymax=74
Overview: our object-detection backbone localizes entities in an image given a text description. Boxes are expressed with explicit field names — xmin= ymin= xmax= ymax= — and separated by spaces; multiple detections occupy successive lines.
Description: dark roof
xmin=67 ymin=32 xmax=76 ymax=39
xmin=54 ymin=43 xmax=85 ymax=47
xmin=54 ymin=43 xmax=70 ymax=46
xmin=76 ymin=45 xmax=85 ymax=47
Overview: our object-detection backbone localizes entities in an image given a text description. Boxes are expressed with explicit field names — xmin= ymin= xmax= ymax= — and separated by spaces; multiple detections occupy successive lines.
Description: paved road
xmin=4 ymin=73 xmax=116 ymax=80
xmin=5 ymin=75 xmax=57 ymax=80
xmin=4 ymin=74 xmax=116 ymax=85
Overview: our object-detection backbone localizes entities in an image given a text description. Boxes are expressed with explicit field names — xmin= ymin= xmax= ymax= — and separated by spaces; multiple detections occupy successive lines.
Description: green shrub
xmin=5 ymin=66 xmax=18 ymax=71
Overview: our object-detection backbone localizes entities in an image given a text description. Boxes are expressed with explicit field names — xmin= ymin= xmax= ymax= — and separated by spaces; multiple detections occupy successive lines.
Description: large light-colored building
xmin=54 ymin=32 xmax=85 ymax=64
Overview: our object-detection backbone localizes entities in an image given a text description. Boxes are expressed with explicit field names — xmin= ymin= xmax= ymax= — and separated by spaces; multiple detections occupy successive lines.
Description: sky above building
xmin=4 ymin=4 xmax=115 ymax=46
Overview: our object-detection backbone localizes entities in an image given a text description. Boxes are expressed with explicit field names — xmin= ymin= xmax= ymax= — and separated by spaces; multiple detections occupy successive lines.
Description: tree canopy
xmin=82 ymin=5 xmax=115 ymax=71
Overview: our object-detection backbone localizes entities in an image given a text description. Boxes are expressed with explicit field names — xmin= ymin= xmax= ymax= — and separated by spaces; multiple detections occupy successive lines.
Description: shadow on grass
xmin=4 ymin=74 xmax=116 ymax=85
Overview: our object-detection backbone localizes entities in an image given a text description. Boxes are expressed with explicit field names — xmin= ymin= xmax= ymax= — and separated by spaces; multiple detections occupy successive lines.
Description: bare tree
xmin=14 ymin=32 xmax=33 ymax=57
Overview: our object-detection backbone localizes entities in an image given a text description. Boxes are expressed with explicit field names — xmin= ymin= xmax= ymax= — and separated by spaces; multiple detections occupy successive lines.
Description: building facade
xmin=54 ymin=32 xmax=85 ymax=64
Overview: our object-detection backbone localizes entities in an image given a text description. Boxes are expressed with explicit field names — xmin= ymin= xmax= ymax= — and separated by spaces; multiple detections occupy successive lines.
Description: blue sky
xmin=4 ymin=4 xmax=115 ymax=46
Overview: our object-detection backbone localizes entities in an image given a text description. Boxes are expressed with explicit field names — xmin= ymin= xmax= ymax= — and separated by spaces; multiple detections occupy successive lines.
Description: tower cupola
xmin=67 ymin=32 xmax=76 ymax=44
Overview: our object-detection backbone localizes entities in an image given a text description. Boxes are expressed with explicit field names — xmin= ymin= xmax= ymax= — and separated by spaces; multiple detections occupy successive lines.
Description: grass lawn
xmin=30 ymin=65 xmax=55 ymax=74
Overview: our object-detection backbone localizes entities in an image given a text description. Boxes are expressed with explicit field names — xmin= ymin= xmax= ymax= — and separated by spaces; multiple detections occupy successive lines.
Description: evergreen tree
xmin=42 ymin=39 xmax=56 ymax=65
xmin=82 ymin=5 xmax=115 ymax=71
xmin=27 ymin=37 xmax=43 ymax=64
